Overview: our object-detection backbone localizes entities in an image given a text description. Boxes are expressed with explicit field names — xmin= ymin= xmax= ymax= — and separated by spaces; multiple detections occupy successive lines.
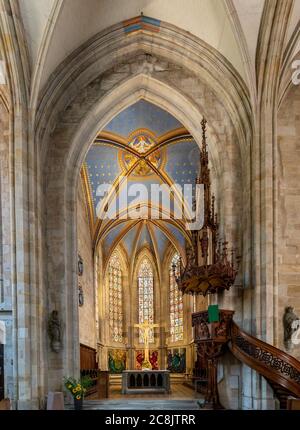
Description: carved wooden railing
xmin=192 ymin=310 xmax=300 ymax=409
xmin=229 ymin=322 xmax=300 ymax=403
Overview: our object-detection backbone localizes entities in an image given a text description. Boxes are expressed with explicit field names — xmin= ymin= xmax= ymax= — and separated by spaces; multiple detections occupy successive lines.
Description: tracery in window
xmin=138 ymin=257 xmax=154 ymax=343
xmin=170 ymin=253 xmax=183 ymax=342
xmin=108 ymin=253 xmax=123 ymax=343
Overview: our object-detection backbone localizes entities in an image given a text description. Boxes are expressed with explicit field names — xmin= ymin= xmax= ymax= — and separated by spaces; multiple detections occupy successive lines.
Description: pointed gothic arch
xmin=30 ymin=18 xmax=250 ymax=395
xmin=136 ymin=255 xmax=155 ymax=344
xmin=169 ymin=252 xmax=184 ymax=343
xmin=107 ymin=251 xmax=124 ymax=344
xmin=41 ymin=64 xmax=246 ymax=393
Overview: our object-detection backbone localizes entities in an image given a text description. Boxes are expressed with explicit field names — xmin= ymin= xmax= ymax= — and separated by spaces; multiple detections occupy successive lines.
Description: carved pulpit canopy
xmin=173 ymin=118 xmax=240 ymax=296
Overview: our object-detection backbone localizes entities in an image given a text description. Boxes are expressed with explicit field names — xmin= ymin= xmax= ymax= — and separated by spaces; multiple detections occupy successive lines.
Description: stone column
xmin=242 ymin=0 xmax=294 ymax=410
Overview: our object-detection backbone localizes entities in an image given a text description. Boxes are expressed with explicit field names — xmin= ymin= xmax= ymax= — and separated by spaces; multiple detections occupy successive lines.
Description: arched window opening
xmin=108 ymin=253 xmax=123 ymax=343
xmin=138 ymin=257 xmax=154 ymax=343
xmin=170 ymin=253 xmax=183 ymax=342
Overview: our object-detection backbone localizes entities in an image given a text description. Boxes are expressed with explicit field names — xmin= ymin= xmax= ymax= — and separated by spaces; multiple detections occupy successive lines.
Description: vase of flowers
xmin=63 ymin=376 xmax=91 ymax=410
xmin=73 ymin=396 xmax=83 ymax=410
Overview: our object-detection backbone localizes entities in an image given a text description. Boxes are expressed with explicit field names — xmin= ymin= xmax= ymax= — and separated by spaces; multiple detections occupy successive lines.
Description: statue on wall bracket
xmin=283 ymin=306 xmax=300 ymax=351
xmin=78 ymin=285 xmax=84 ymax=307
xmin=48 ymin=310 xmax=62 ymax=353
xmin=78 ymin=254 xmax=83 ymax=276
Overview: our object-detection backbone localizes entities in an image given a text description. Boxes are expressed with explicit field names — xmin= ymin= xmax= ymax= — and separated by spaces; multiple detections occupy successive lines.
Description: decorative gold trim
xmin=93 ymin=157 xmax=141 ymax=232
xmin=99 ymin=215 xmax=190 ymax=273
xmin=96 ymin=126 xmax=189 ymax=144
xmin=147 ymin=222 xmax=162 ymax=283
xmin=149 ymin=219 xmax=186 ymax=259
xmin=146 ymin=135 xmax=194 ymax=156
xmin=96 ymin=202 xmax=190 ymax=245
xmin=103 ymin=220 xmax=141 ymax=273
xmin=95 ymin=129 xmax=193 ymax=157
xmin=96 ymin=130 xmax=127 ymax=144
xmin=80 ymin=164 xmax=95 ymax=233
xmin=119 ymin=128 xmax=166 ymax=178
xmin=157 ymin=127 xmax=188 ymax=143
xmin=84 ymin=126 xmax=197 ymax=251
xmin=127 ymin=127 xmax=157 ymax=142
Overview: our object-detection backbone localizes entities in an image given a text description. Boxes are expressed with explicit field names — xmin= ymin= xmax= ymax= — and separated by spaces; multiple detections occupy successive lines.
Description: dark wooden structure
xmin=230 ymin=321 xmax=300 ymax=409
xmin=192 ymin=310 xmax=300 ymax=409
xmin=193 ymin=354 xmax=208 ymax=394
xmin=80 ymin=344 xmax=109 ymax=399
xmin=173 ymin=119 xmax=239 ymax=297
xmin=192 ymin=309 xmax=234 ymax=409
xmin=80 ymin=343 xmax=97 ymax=369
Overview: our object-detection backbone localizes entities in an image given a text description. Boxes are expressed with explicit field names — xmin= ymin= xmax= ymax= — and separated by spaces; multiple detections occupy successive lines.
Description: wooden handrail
xmin=229 ymin=321 xmax=300 ymax=398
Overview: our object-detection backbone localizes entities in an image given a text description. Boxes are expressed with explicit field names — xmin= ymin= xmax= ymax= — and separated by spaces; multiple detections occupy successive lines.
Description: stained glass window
xmin=108 ymin=253 xmax=123 ymax=343
xmin=138 ymin=257 xmax=154 ymax=343
xmin=170 ymin=253 xmax=184 ymax=342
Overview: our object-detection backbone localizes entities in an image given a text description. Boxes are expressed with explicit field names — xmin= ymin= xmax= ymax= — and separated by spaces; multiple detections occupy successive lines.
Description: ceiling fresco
xmin=81 ymin=99 xmax=200 ymax=268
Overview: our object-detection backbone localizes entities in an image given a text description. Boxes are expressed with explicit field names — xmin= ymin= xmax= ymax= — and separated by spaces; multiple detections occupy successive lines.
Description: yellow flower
xmin=76 ymin=395 xmax=81 ymax=400
xmin=72 ymin=389 xmax=76 ymax=394
xmin=68 ymin=385 xmax=72 ymax=389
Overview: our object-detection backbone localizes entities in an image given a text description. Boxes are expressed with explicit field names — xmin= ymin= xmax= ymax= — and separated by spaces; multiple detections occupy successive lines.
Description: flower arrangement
xmin=63 ymin=376 xmax=91 ymax=400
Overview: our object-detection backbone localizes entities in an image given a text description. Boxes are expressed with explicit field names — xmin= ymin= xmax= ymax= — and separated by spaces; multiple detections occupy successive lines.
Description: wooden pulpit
xmin=192 ymin=309 xmax=234 ymax=409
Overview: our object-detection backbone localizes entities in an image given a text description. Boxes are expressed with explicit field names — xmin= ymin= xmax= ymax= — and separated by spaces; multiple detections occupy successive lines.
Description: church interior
xmin=0 ymin=0 xmax=300 ymax=411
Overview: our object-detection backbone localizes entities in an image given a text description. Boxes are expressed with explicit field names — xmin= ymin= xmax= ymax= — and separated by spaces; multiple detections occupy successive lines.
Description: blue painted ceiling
xmin=82 ymin=99 xmax=200 ymax=265
xmin=103 ymin=99 xmax=181 ymax=136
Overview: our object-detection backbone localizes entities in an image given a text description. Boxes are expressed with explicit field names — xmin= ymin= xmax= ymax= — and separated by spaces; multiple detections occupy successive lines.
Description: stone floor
xmin=77 ymin=399 xmax=201 ymax=410
xmin=109 ymin=382 xmax=199 ymax=400
xmin=66 ymin=383 xmax=204 ymax=410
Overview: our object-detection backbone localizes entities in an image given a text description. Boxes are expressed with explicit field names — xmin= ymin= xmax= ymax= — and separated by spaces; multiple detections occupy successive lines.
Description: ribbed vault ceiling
xmin=82 ymin=99 xmax=198 ymax=266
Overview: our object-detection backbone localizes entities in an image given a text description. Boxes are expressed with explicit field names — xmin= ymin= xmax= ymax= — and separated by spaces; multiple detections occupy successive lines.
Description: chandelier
xmin=172 ymin=118 xmax=240 ymax=296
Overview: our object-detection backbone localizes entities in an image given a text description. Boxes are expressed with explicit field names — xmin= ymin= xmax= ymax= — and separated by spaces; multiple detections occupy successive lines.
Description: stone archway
xmin=43 ymin=71 xmax=244 ymax=392
xmin=37 ymin=25 xmax=250 ymax=399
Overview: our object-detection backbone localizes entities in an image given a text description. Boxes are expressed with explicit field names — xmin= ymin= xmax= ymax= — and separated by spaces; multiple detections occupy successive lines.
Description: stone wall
xmin=0 ymin=94 xmax=13 ymax=400
xmin=218 ymin=351 xmax=242 ymax=409
xmin=277 ymin=84 xmax=300 ymax=359
xmin=77 ymin=179 xmax=96 ymax=349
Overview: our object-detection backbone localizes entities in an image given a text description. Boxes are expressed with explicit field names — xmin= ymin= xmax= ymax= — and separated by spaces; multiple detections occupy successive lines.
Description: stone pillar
xmin=243 ymin=1 xmax=293 ymax=410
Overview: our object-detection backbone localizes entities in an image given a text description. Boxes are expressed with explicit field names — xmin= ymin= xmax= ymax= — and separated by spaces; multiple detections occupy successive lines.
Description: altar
xmin=121 ymin=319 xmax=170 ymax=394
xmin=122 ymin=370 xmax=170 ymax=394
